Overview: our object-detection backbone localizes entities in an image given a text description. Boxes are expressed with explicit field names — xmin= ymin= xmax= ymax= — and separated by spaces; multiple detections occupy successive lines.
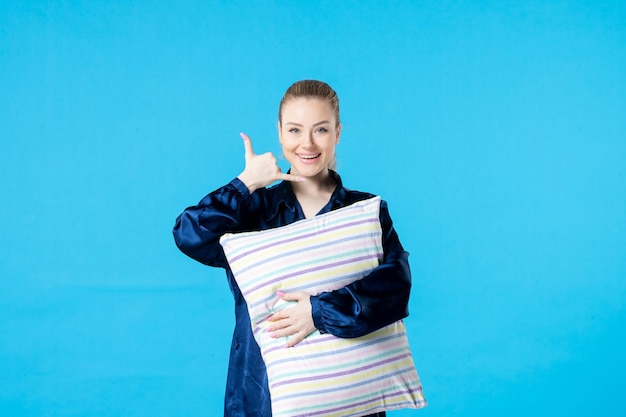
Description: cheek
xmin=280 ymin=138 xmax=297 ymax=153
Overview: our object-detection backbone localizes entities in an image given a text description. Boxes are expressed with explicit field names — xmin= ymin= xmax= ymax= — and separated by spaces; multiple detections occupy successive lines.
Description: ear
xmin=277 ymin=121 xmax=283 ymax=144
xmin=335 ymin=123 xmax=342 ymax=144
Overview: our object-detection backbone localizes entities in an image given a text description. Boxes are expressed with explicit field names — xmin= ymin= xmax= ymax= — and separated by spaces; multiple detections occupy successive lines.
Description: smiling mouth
xmin=297 ymin=153 xmax=321 ymax=160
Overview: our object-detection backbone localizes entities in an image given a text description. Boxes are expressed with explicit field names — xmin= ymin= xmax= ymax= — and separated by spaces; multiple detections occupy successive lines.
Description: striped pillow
xmin=219 ymin=196 xmax=426 ymax=416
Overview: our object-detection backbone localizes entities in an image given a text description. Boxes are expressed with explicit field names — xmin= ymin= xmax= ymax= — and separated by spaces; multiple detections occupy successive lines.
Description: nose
xmin=304 ymin=130 xmax=315 ymax=145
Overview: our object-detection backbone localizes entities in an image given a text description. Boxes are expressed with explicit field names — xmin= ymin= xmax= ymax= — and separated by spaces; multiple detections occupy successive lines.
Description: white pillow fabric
xmin=220 ymin=196 xmax=426 ymax=416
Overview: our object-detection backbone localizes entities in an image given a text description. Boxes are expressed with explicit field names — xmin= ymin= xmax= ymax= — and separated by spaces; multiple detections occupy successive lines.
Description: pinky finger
xmin=279 ymin=173 xmax=306 ymax=183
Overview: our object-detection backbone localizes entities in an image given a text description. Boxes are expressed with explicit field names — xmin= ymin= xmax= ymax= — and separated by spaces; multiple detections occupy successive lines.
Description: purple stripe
xmin=246 ymin=264 xmax=383 ymax=310
xmin=228 ymin=217 xmax=378 ymax=263
xmin=264 ymin=331 xmax=405 ymax=361
xmin=233 ymin=231 xmax=380 ymax=276
xmin=272 ymin=352 xmax=413 ymax=388
xmin=242 ymin=253 xmax=380 ymax=296
xmin=291 ymin=390 xmax=426 ymax=417
xmin=259 ymin=334 xmax=336 ymax=352
xmin=272 ymin=365 xmax=419 ymax=401
xmin=262 ymin=333 xmax=337 ymax=355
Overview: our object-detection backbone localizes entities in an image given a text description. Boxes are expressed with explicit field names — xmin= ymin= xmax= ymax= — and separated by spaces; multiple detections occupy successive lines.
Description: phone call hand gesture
xmin=237 ymin=132 xmax=305 ymax=194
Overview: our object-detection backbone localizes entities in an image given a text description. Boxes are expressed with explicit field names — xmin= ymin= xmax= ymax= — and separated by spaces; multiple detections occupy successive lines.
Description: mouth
xmin=296 ymin=153 xmax=321 ymax=161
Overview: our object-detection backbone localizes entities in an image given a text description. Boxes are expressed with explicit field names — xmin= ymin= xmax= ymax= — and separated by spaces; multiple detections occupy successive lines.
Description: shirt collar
xmin=327 ymin=170 xmax=347 ymax=211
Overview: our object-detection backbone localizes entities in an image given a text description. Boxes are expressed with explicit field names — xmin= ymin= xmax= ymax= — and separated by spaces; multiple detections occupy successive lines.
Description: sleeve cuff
xmin=310 ymin=295 xmax=327 ymax=334
xmin=230 ymin=177 xmax=251 ymax=199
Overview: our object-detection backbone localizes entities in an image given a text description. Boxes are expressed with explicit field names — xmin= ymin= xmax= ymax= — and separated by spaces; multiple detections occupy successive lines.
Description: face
xmin=278 ymin=97 xmax=341 ymax=179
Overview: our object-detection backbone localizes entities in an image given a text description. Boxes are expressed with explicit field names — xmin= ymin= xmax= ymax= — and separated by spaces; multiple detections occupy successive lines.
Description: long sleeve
xmin=173 ymin=178 xmax=253 ymax=268
xmin=310 ymin=200 xmax=412 ymax=338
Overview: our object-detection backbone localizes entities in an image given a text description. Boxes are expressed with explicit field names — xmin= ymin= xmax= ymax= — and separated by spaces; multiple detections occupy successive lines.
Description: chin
xmin=294 ymin=164 xmax=327 ymax=177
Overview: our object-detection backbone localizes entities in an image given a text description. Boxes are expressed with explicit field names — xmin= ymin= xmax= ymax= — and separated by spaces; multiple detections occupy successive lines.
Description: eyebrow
xmin=285 ymin=120 xmax=331 ymax=127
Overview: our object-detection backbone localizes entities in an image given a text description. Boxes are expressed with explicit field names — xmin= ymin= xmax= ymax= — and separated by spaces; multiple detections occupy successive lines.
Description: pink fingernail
xmin=277 ymin=291 xmax=285 ymax=297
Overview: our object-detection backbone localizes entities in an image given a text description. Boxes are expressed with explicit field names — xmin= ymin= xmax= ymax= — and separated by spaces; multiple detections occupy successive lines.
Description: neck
xmin=291 ymin=169 xmax=335 ymax=195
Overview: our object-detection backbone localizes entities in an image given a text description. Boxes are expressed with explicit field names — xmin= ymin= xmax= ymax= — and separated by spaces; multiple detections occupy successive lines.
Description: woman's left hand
xmin=267 ymin=291 xmax=316 ymax=347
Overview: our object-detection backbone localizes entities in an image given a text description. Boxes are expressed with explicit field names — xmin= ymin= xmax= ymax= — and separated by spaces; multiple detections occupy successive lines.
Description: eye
xmin=288 ymin=127 xmax=300 ymax=134
xmin=316 ymin=127 xmax=329 ymax=133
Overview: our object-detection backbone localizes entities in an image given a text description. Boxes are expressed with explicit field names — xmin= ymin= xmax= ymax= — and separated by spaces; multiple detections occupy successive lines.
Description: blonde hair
xmin=278 ymin=80 xmax=340 ymax=170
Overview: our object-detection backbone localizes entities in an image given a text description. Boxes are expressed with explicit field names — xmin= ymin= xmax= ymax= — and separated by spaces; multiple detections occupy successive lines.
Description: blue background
xmin=1 ymin=1 xmax=625 ymax=416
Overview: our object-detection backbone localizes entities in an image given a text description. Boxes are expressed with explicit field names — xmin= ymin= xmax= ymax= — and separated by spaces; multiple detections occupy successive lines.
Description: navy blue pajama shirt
xmin=173 ymin=170 xmax=412 ymax=417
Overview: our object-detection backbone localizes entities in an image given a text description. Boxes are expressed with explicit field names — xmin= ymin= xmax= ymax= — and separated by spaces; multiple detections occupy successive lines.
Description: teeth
xmin=299 ymin=154 xmax=320 ymax=159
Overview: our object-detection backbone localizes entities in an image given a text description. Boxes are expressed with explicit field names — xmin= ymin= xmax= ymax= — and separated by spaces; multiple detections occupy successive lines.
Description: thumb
xmin=240 ymin=132 xmax=255 ymax=158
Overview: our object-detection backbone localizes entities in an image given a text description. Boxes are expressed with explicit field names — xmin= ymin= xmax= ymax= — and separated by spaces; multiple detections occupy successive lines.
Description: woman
xmin=173 ymin=80 xmax=412 ymax=416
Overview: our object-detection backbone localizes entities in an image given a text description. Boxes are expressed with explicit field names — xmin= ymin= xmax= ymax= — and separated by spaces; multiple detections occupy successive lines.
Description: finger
xmin=277 ymin=291 xmax=293 ymax=301
xmin=267 ymin=318 xmax=290 ymax=332
xmin=269 ymin=323 xmax=294 ymax=338
xmin=240 ymin=132 xmax=255 ymax=158
xmin=267 ymin=311 xmax=288 ymax=322
xmin=277 ymin=172 xmax=306 ymax=183
xmin=286 ymin=332 xmax=305 ymax=347
xmin=278 ymin=291 xmax=304 ymax=302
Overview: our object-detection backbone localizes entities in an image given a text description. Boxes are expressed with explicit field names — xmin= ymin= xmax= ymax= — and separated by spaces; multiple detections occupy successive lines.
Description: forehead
xmin=281 ymin=97 xmax=335 ymax=123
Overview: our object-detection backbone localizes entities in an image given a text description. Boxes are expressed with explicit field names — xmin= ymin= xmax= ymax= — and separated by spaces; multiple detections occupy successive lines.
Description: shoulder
xmin=338 ymin=184 xmax=393 ymax=221
xmin=336 ymin=181 xmax=394 ymax=224
xmin=331 ymin=170 xmax=379 ymax=206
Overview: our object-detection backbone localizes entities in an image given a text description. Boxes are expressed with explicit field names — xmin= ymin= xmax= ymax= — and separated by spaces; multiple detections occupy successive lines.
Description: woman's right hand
xmin=237 ymin=132 xmax=305 ymax=194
